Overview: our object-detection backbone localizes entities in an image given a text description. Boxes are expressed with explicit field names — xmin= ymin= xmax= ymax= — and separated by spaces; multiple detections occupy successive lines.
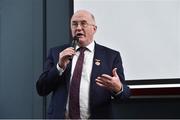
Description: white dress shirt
xmin=57 ymin=41 xmax=95 ymax=119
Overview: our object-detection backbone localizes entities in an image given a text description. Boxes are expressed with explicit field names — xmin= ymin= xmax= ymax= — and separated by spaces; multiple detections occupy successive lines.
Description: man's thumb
xmin=112 ymin=68 xmax=118 ymax=77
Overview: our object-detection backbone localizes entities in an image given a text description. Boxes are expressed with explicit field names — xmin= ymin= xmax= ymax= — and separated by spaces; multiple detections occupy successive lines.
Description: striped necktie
xmin=68 ymin=47 xmax=86 ymax=119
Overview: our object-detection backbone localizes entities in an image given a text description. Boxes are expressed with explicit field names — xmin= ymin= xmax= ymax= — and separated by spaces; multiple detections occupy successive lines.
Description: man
xmin=36 ymin=10 xmax=131 ymax=119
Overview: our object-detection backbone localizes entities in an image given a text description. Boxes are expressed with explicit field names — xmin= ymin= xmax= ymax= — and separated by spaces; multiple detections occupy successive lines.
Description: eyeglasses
xmin=71 ymin=20 xmax=95 ymax=29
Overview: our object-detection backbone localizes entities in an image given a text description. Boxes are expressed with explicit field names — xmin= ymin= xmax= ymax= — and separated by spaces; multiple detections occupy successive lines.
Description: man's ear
xmin=93 ymin=25 xmax=97 ymax=32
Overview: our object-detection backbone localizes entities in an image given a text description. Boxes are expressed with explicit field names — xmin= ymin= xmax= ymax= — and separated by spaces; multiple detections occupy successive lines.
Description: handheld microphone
xmin=71 ymin=36 xmax=79 ymax=50
xmin=69 ymin=36 xmax=79 ymax=61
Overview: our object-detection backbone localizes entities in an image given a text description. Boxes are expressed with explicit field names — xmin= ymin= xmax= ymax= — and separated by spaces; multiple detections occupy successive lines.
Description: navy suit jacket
xmin=36 ymin=42 xmax=131 ymax=119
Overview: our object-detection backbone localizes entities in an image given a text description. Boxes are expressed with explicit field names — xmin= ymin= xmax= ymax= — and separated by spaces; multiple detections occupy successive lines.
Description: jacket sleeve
xmin=36 ymin=48 xmax=62 ymax=96
xmin=111 ymin=51 xmax=131 ymax=100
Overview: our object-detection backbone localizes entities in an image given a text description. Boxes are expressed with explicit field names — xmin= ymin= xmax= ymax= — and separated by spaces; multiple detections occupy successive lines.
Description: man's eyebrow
xmin=72 ymin=20 xmax=87 ymax=23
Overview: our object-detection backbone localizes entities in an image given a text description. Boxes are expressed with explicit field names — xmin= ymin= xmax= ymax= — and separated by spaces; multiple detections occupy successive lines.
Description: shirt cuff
xmin=56 ymin=63 xmax=64 ymax=76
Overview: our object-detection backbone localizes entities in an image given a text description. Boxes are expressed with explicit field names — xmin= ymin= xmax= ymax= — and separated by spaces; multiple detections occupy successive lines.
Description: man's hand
xmin=58 ymin=47 xmax=75 ymax=70
xmin=95 ymin=68 xmax=122 ymax=93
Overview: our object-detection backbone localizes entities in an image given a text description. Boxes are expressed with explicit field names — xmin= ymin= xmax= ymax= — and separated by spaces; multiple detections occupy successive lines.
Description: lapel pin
xmin=95 ymin=59 xmax=101 ymax=66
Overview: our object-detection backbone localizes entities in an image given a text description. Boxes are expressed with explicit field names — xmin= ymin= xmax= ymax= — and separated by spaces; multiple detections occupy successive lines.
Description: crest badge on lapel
xmin=95 ymin=59 xmax=101 ymax=66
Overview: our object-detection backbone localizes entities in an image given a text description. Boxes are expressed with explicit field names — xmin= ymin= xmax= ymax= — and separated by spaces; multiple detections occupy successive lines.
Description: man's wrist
xmin=114 ymin=85 xmax=123 ymax=95
xmin=58 ymin=62 xmax=64 ymax=69
xmin=56 ymin=63 xmax=64 ymax=76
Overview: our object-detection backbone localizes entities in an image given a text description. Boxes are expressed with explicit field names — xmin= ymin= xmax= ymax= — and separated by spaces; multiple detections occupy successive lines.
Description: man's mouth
xmin=76 ymin=33 xmax=84 ymax=38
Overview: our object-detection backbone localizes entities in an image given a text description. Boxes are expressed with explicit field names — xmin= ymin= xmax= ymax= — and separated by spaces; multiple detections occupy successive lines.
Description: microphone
xmin=71 ymin=36 xmax=79 ymax=50
xmin=69 ymin=36 xmax=79 ymax=60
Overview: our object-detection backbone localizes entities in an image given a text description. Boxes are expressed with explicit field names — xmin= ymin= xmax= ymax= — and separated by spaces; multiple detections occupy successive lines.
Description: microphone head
xmin=71 ymin=36 xmax=79 ymax=50
xmin=69 ymin=36 xmax=79 ymax=61
xmin=73 ymin=36 xmax=79 ymax=42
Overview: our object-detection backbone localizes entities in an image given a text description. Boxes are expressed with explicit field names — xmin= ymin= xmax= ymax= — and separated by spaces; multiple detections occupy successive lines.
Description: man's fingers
xmin=58 ymin=47 xmax=76 ymax=69
xmin=60 ymin=47 xmax=76 ymax=59
xmin=112 ymin=68 xmax=118 ymax=77
xmin=101 ymin=74 xmax=112 ymax=80
xmin=96 ymin=72 xmax=119 ymax=91
xmin=96 ymin=80 xmax=108 ymax=88
xmin=96 ymin=78 xmax=113 ymax=90
xmin=96 ymin=77 xmax=112 ymax=87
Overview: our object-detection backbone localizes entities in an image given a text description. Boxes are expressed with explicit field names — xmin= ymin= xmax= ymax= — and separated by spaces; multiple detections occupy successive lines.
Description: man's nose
xmin=76 ymin=24 xmax=83 ymax=29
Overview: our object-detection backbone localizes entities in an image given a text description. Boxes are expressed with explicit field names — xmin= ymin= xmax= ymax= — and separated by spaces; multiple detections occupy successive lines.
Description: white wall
xmin=74 ymin=0 xmax=180 ymax=80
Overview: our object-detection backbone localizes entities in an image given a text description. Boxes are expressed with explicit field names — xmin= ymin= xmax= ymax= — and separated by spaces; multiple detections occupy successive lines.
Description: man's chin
xmin=78 ymin=40 xmax=87 ymax=47
xmin=78 ymin=38 xmax=86 ymax=43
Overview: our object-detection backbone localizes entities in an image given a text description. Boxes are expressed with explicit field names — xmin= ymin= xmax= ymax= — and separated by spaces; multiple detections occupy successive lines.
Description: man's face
xmin=71 ymin=11 xmax=97 ymax=47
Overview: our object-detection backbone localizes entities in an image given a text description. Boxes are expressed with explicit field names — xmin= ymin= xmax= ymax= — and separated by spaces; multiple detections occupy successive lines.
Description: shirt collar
xmin=76 ymin=41 xmax=95 ymax=52
xmin=86 ymin=41 xmax=95 ymax=52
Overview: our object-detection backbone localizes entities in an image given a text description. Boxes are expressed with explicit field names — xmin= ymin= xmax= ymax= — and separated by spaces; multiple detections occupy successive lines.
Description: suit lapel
xmin=89 ymin=43 xmax=103 ymax=111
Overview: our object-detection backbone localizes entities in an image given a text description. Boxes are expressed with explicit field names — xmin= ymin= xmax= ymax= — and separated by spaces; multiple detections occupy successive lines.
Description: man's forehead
xmin=72 ymin=14 xmax=91 ymax=20
xmin=72 ymin=11 xmax=93 ymax=19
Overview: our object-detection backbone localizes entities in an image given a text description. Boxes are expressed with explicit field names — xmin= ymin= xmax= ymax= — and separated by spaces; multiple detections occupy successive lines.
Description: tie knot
xmin=79 ymin=47 xmax=86 ymax=53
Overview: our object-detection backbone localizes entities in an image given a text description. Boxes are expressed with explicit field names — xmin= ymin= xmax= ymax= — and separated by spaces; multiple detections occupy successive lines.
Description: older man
xmin=36 ymin=10 xmax=131 ymax=119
